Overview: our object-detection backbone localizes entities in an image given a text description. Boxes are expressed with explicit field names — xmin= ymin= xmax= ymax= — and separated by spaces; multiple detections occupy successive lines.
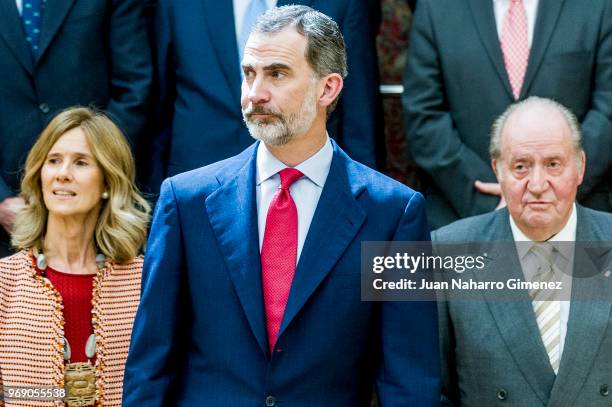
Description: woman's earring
xmin=101 ymin=191 xmax=109 ymax=199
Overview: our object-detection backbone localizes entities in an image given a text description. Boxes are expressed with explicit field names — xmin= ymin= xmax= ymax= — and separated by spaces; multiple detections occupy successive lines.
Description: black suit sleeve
xmin=141 ymin=0 xmax=175 ymax=193
xmin=0 ymin=180 xmax=12 ymax=203
xmin=332 ymin=0 xmax=383 ymax=170
xmin=402 ymin=0 xmax=498 ymax=218
xmin=578 ymin=0 xmax=612 ymax=198
xmin=104 ymin=0 xmax=153 ymax=148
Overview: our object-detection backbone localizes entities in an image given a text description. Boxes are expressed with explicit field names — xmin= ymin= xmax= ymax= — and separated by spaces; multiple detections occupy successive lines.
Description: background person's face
xmin=41 ymin=127 xmax=105 ymax=221
xmin=494 ymin=106 xmax=585 ymax=239
xmin=240 ymin=29 xmax=321 ymax=146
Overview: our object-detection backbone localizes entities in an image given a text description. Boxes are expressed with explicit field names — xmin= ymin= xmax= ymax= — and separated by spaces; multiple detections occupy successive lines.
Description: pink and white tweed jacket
xmin=0 ymin=250 xmax=142 ymax=406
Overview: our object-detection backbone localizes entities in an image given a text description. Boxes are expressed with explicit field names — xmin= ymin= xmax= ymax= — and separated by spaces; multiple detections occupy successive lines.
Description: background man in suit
xmin=124 ymin=6 xmax=439 ymax=406
xmin=404 ymin=0 xmax=612 ymax=229
xmin=0 ymin=0 xmax=152 ymax=256
xmin=434 ymin=97 xmax=612 ymax=406
xmin=144 ymin=0 xmax=383 ymax=194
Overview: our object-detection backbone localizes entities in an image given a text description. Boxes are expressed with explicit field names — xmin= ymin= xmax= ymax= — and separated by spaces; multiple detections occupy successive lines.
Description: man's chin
xmin=247 ymin=126 xmax=292 ymax=147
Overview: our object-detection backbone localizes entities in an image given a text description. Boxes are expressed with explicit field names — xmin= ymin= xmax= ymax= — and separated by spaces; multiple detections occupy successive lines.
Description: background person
xmin=0 ymin=107 xmax=150 ymax=406
xmin=0 ymin=0 xmax=152 ymax=256
xmin=403 ymin=0 xmax=612 ymax=229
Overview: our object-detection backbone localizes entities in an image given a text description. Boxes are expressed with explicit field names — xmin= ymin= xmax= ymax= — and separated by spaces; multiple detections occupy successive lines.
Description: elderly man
xmin=123 ymin=6 xmax=440 ymax=406
xmin=433 ymin=97 xmax=612 ymax=406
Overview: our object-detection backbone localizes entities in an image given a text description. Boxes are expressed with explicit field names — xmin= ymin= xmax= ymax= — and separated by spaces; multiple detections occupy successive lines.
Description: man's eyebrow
xmin=263 ymin=63 xmax=291 ymax=71
xmin=241 ymin=63 xmax=292 ymax=72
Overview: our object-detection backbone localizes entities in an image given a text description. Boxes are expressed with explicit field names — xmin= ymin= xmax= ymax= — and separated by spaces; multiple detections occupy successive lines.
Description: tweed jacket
xmin=0 ymin=250 xmax=143 ymax=406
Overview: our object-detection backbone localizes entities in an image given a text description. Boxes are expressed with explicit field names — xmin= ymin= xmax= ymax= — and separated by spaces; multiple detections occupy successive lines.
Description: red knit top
xmin=36 ymin=264 xmax=96 ymax=363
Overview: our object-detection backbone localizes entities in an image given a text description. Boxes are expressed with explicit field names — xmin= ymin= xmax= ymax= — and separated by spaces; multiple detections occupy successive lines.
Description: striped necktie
xmin=529 ymin=242 xmax=561 ymax=373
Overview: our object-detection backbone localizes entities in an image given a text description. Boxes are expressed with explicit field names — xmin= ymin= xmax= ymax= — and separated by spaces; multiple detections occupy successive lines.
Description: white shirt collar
xmin=509 ymin=203 xmax=577 ymax=260
xmin=256 ymin=136 xmax=333 ymax=187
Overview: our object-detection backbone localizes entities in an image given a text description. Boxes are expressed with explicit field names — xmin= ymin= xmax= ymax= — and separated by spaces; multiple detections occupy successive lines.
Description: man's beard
xmin=242 ymin=83 xmax=318 ymax=147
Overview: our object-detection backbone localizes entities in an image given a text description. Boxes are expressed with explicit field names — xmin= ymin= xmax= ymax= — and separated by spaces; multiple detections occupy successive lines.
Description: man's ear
xmin=491 ymin=159 xmax=501 ymax=181
xmin=318 ymin=73 xmax=343 ymax=109
xmin=578 ymin=151 xmax=586 ymax=185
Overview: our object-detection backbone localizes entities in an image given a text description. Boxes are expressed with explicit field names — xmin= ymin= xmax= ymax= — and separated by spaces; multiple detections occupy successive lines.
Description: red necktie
xmin=500 ymin=0 xmax=529 ymax=99
xmin=261 ymin=168 xmax=304 ymax=352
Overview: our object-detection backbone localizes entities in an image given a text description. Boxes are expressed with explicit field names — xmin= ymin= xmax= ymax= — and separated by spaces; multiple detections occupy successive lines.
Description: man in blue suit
xmin=124 ymin=6 xmax=439 ymax=406
xmin=143 ymin=0 xmax=383 ymax=194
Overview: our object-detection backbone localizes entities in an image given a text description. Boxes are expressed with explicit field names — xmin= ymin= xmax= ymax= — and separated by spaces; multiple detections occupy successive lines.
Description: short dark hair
xmin=252 ymin=5 xmax=347 ymax=113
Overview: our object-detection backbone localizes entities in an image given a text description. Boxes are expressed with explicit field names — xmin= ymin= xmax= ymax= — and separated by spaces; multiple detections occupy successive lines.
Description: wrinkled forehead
xmin=242 ymin=28 xmax=308 ymax=68
xmin=501 ymin=107 xmax=573 ymax=157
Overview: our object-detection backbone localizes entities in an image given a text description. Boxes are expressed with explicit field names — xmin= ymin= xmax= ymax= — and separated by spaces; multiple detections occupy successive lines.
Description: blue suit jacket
xmin=123 ymin=142 xmax=440 ymax=406
xmin=143 ymin=0 xmax=383 ymax=193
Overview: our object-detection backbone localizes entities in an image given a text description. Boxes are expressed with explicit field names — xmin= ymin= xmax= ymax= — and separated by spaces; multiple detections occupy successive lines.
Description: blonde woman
xmin=0 ymin=107 xmax=150 ymax=406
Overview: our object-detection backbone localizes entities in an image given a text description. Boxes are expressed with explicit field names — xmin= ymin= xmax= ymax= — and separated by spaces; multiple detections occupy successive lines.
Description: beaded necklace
xmin=36 ymin=251 xmax=105 ymax=407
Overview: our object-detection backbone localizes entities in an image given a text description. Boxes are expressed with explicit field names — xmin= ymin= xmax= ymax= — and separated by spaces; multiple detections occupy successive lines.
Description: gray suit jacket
xmin=432 ymin=206 xmax=612 ymax=406
xmin=404 ymin=0 xmax=612 ymax=229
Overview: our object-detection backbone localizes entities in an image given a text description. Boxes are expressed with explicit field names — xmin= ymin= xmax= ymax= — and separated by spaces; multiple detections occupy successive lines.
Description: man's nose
xmin=527 ymin=165 xmax=549 ymax=194
xmin=247 ymin=76 xmax=271 ymax=105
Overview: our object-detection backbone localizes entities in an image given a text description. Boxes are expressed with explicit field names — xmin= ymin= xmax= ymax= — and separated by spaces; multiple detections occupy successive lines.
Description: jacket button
xmin=497 ymin=389 xmax=508 ymax=400
xmin=39 ymin=103 xmax=50 ymax=114
xmin=265 ymin=395 xmax=276 ymax=406
xmin=601 ymin=385 xmax=609 ymax=396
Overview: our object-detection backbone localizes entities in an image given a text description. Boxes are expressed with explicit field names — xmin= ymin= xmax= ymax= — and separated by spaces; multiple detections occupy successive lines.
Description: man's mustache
xmin=243 ymin=105 xmax=282 ymax=118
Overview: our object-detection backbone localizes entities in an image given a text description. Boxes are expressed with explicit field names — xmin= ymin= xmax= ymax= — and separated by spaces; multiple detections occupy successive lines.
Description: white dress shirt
xmin=493 ymin=0 xmax=539 ymax=47
xmin=509 ymin=203 xmax=577 ymax=359
xmin=15 ymin=0 xmax=23 ymax=14
xmin=256 ymin=137 xmax=333 ymax=263
xmin=233 ymin=0 xmax=277 ymax=47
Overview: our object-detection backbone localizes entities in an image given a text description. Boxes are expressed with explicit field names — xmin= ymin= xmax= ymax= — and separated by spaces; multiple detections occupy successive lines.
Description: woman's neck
xmin=42 ymin=214 xmax=99 ymax=274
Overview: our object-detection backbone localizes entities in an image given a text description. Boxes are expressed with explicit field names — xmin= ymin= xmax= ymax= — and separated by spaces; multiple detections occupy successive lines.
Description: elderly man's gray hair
xmin=489 ymin=96 xmax=583 ymax=164
xmin=252 ymin=5 xmax=347 ymax=113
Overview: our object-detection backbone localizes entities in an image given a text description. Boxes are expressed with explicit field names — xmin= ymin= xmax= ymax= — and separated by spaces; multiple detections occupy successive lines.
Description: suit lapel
xmin=202 ymin=0 xmax=242 ymax=107
xmin=467 ymin=0 xmax=513 ymax=100
xmin=278 ymin=146 xmax=366 ymax=338
xmin=205 ymin=145 xmax=269 ymax=356
xmin=38 ymin=0 xmax=77 ymax=63
xmin=548 ymin=207 xmax=612 ymax=405
xmin=520 ymin=0 xmax=565 ymax=97
xmin=474 ymin=211 xmax=555 ymax=404
xmin=0 ymin=1 xmax=34 ymax=74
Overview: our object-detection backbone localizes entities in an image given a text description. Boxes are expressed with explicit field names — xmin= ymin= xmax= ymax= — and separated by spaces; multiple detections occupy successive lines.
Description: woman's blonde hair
xmin=12 ymin=107 xmax=151 ymax=263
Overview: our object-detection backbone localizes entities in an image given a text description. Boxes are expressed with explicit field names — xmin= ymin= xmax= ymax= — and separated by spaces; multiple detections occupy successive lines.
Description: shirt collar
xmin=509 ymin=203 xmax=577 ymax=260
xmin=256 ymin=136 xmax=333 ymax=187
